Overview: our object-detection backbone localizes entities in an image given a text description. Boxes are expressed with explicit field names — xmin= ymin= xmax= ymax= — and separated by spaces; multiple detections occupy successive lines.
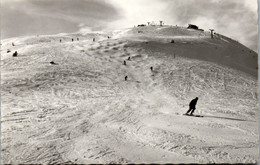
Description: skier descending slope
xmin=186 ymin=97 xmax=199 ymax=115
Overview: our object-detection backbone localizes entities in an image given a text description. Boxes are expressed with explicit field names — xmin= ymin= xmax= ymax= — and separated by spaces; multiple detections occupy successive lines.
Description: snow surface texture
xmin=1 ymin=25 xmax=258 ymax=164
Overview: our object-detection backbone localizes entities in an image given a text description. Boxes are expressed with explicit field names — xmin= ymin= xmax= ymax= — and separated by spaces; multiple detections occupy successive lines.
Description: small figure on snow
xmin=60 ymin=39 xmax=62 ymax=43
xmin=186 ymin=97 xmax=198 ymax=115
xmin=12 ymin=51 xmax=18 ymax=57
xmin=150 ymin=66 xmax=153 ymax=71
xmin=123 ymin=60 xmax=126 ymax=65
xmin=125 ymin=76 xmax=128 ymax=81
xmin=127 ymin=56 xmax=131 ymax=60
xmin=50 ymin=61 xmax=58 ymax=65
xmin=72 ymin=38 xmax=74 ymax=42
xmin=93 ymin=38 xmax=95 ymax=42
xmin=12 ymin=42 xmax=15 ymax=46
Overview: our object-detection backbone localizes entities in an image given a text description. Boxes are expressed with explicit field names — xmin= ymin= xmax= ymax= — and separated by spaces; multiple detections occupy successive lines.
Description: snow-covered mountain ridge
xmin=1 ymin=25 xmax=258 ymax=164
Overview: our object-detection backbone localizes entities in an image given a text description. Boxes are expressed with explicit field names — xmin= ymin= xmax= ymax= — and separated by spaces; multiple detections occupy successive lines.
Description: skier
xmin=123 ymin=60 xmax=126 ymax=65
xmin=127 ymin=56 xmax=131 ymax=60
xmin=50 ymin=61 xmax=57 ymax=65
xmin=186 ymin=97 xmax=198 ymax=115
xmin=12 ymin=51 xmax=18 ymax=57
xmin=150 ymin=66 xmax=153 ymax=71
xmin=125 ymin=76 xmax=128 ymax=81
xmin=72 ymin=38 xmax=74 ymax=42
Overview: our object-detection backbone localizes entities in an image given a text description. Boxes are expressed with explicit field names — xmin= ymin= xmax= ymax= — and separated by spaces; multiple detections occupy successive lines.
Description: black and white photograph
xmin=1 ymin=0 xmax=258 ymax=164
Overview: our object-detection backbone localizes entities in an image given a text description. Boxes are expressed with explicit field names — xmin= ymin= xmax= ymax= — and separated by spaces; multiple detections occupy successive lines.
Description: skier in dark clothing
xmin=186 ymin=97 xmax=198 ymax=115
xmin=12 ymin=51 xmax=18 ymax=57
xmin=50 ymin=61 xmax=56 ymax=65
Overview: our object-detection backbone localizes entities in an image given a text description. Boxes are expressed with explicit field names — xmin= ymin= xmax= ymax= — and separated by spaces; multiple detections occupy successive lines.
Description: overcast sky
xmin=1 ymin=0 xmax=258 ymax=51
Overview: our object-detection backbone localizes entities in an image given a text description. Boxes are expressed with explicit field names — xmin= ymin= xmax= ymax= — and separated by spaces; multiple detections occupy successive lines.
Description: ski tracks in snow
xmin=1 ymin=33 xmax=258 ymax=164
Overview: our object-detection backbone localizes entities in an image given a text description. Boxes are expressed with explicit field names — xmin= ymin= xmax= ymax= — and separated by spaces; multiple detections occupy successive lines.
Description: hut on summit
xmin=137 ymin=24 xmax=146 ymax=27
xmin=187 ymin=24 xmax=204 ymax=31
xmin=187 ymin=24 xmax=199 ymax=30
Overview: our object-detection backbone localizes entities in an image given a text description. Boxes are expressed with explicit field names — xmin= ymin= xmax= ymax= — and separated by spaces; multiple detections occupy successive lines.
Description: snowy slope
xmin=1 ymin=26 xmax=258 ymax=164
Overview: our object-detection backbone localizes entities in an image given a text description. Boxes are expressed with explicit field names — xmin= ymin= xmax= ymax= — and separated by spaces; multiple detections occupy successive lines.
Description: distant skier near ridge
xmin=185 ymin=97 xmax=198 ymax=115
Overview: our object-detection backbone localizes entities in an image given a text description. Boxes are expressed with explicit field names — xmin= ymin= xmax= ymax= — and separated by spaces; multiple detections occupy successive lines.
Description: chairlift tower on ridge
xmin=209 ymin=29 xmax=214 ymax=39
xmin=159 ymin=21 xmax=163 ymax=26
